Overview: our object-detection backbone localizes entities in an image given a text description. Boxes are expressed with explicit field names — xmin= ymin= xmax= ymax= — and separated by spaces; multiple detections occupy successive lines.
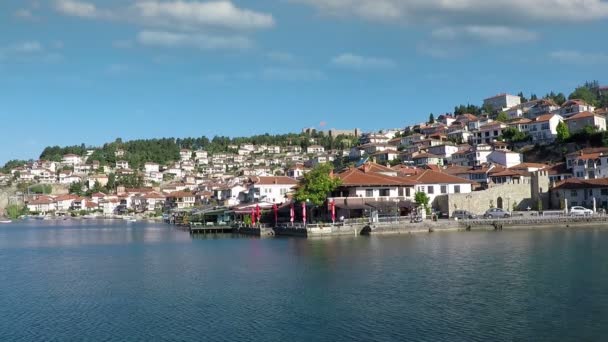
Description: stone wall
xmin=435 ymin=183 xmax=533 ymax=216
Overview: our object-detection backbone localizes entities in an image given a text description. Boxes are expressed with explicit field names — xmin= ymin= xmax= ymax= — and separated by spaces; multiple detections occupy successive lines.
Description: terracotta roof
xmin=167 ymin=191 xmax=195 ymax=198
xmin=562 ymin=99 xmax=589 ymax=107
xmin=336 ymin=168 xmax=417 ymax=187
xmin=412 ymin=153 xmax=441 ymax=159
xmin=509 ymin=162 xmax=548 ymax=170
xmin=554 ymin=178 xmax=608 ymax=190
xmin=54 ymin=194 xmax=80 ymax=201
xmin=92 ymin=192 xmax=106 ymax=197
xmin=546 ymin=163 xmax=569 ymax=175
xmin=356 ymin=162 xmax=395 ymax=174
xmin=28 ymin=196 xmax=55 ymax=205
xmin=490 ymin=169 xmax=529 ymax=177
xmin=534 ymin=114 xmax=559 ymax=122
xmin=564 ymin=111 xmax=602 ymax=120
xmin=144 ymin=192 xmax=166 ymax=199
xmin=410 ymin=170 xmax=475 ymax=184
xmin=251 ymin=176 xmax=298 ymax=185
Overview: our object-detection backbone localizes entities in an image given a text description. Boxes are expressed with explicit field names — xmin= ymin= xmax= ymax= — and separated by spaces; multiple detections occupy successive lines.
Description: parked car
xmin=451 ymin=210 xmax=477 ymax=220
xmin=483 ymin=208 xmax=511 ymax=219
xmin=569 ymin=206 xmax=593 ymax=216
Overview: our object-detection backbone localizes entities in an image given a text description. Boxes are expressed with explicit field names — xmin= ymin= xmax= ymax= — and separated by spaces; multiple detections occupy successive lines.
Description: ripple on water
xmin=1 ymin=223 xmax=608 ymax=341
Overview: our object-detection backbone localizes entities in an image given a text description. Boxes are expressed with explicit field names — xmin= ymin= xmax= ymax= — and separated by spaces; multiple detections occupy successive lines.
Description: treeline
xmin=34 ymin=132 xmax=359 ymax=171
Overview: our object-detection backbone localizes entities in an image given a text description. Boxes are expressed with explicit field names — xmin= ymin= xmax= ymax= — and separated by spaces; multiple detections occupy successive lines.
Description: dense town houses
xmin=5 ymin=87 xmax=608 ymax=217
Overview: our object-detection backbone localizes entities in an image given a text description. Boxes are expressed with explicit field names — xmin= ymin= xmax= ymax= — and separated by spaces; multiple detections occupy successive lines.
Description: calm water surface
xmin=1 ymin=220 xmax=608 ymax=341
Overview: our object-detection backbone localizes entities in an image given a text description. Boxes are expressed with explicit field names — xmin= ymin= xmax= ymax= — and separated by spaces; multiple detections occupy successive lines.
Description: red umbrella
xmin=273 ymin=204 xmax=278 ymax=225
xmin=302 ymin=202 xmax=307 ymax=225
xmin=251 ymin=207 xmax=256 ymax=225
xmin=256 ymin=204 xmax=261 ymax=223
xmin=290 ymin=203 xmax=295 ymax=224
xmin=331 ymin=200 xmax=336 ymax=223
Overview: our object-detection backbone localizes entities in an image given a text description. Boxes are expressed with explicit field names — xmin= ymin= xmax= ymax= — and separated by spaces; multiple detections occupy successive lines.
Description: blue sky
xmin=1 ymin=0 xmax=608 ymax=164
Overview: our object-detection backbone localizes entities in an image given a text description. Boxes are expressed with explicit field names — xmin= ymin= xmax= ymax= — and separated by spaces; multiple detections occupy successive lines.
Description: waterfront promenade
xmin=174 ymin=213 xmax=608 ymax=238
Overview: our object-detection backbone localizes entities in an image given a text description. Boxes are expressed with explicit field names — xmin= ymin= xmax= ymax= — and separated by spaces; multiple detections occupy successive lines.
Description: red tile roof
xmin=336 ymin=168 xmax=417 ymax=187
xmin=251 ymin=176 xmax=298 ymax=185
xmin=564 ymin=111 xmax=601 ymax=120
xmin=410 ymin=170 xmax=475 ymax=184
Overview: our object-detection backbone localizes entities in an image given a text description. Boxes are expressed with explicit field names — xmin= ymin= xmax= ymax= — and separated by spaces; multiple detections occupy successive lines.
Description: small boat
xmin=0 ymin=219 xmax=12 ymax=224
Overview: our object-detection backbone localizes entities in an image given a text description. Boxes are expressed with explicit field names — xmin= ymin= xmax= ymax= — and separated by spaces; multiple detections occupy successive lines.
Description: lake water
xmin=1 ymin=220 xmax=607 ymax=341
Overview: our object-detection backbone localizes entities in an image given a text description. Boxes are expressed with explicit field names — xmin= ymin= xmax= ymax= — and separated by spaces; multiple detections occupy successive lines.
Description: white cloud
xmin=133 ymin=1 xmax=275 ymax=31
xmin=331 ymin=53 xmax=396 ymax=70
xmin=261 ymin=67 xmax=326 ymax=81
xmin=54 ymin=0 xmax=106 ymax=18
xmin=53 ymin=0 xmax=274 ymax=31
xmin=431 ymin=26 xmax=539 ymax=43
xmin=294 ymin=0 xmax=608 ymax=23
xmin=137 ymin=30 xmax=252 ymax=50
xmin=549 ymin=50 xmax=608 ymax=65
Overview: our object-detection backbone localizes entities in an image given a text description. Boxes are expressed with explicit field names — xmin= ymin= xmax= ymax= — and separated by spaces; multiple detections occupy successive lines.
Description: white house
xmin=410 ymin=170 xmax=474 ymax=206
xmin=565 ymin=111 xmax=606 ymax=134
xmin=144 ymin=162 xmax=160 ymax=173
xmin=116 ymin=160 xmax=129 ymax=169
xmin=306 ymin=145 xmax=325 ymax=154
xmin=179 ymin=149 xmax=192 ymax=161
xmin=528 ymin=114 xmax=563 ymax=144
xmin=560 ymin=99 xmax=595 ymax=118
xmin=487 ymin=150 xmax=523 ymax=168
xmin=483 ymin=93 xmax=521 ymax=111
xmin=62 ymin=154 xmax=83 ymax=166
xmin=247 ymin=176 xmax=298 ymax=204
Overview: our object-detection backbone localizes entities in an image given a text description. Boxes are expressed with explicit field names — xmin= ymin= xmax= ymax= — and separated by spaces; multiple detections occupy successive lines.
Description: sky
xmin=1 ymin=0 xmax=608 ymax=164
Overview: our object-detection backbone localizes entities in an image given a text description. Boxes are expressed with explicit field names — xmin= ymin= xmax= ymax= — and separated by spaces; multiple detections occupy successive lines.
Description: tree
xmin=69 ymin=181 xmax=84 ymax=196
xmin=428 ymin=113 xmax=435 ymax=124
xmin=294 ymin=163 xmax=342 ymax=206
xmin=530 ymin=93 xmax=538 ymax=101
xmin=546 ymin=91 xmax=566 ymax=106
xmin=495 ymin=112 xmax=509 ymax=122
xmin=517 ymin=92 xmax=528 ymax=103
xmin=4 ymin=204 xmax=27 ymax=219
xmin=556 ymin=121 xmax=570 ymax=143
xmin=106 ymin=173 xmax=116 ymax=192
xmin=414 ymin=191 xmax=430 ymax=209
xmin=569 ymin=86 xmax=598 ymax=106
xmin=501 ymin=127 xmax=530 ymax=144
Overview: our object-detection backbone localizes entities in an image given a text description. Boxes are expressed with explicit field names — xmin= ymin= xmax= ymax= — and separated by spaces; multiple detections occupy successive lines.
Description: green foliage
xmin=414 ymin=192 xmax=430 ymax=208
xmin=556 ymin=121 xmax=570 ymax=143
xmin=495 ymin=112 xmax=509 ymax=122
xmin=517 ymin=92 xmax=528 ymax=103
xmin=1 ymin=160 xmax=28 ymax=174
xmin=40 ymin=144 xmax=88 ymax=162
xmin=29 ymin=184 xmax=52 ymax=194
xmin=106 ymin=173 xmax=116 ymax=192
xmin=294 ymin=163 xmax=342 ymax=206
xmin=545 ymin=91 xmax=567 ymax=106
xmin=69 ymin=181 xmax=84 ymax=196
xmin=569 ymin=86 xmax=598 ymax=106
xmin=501 ymin=127 xmax=531 ymax=143
xmin=4 ymin=204 xmax=28 ymax=219
xmin=428 ymin=113 xmax=435 ymax=124
xmin=454 ymin=104 xmax=481 ymax=116
xmin=116 ymin=173 xmax=144 ymax=188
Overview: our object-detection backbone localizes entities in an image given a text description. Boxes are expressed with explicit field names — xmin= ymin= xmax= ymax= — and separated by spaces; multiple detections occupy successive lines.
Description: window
xmin=398 ymin=188 xmax=404 ymax=197
xmin=541 ymin=123 xmax=550 ymax=130
xmin=427 ymin=186 xmax=434 ymax=194
xmin=365 ymin=189 xmax=373 ymax=197
xmin=406 ymin=188 xmax=411 ymax=197
xmin=571 ymin=190 xmax=578 ymax=197
xmin=441 ymin=185 xmax=447 ymax=194
xmin=379 ymin=189 xmax=390 ymax=197
xmin=602 ymin=189 xmax=608 ymax=196
xmin=280 ymin=188 xmax=287 ymax=195
xmin=454 ymin=185 xmax=461 ymax=193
